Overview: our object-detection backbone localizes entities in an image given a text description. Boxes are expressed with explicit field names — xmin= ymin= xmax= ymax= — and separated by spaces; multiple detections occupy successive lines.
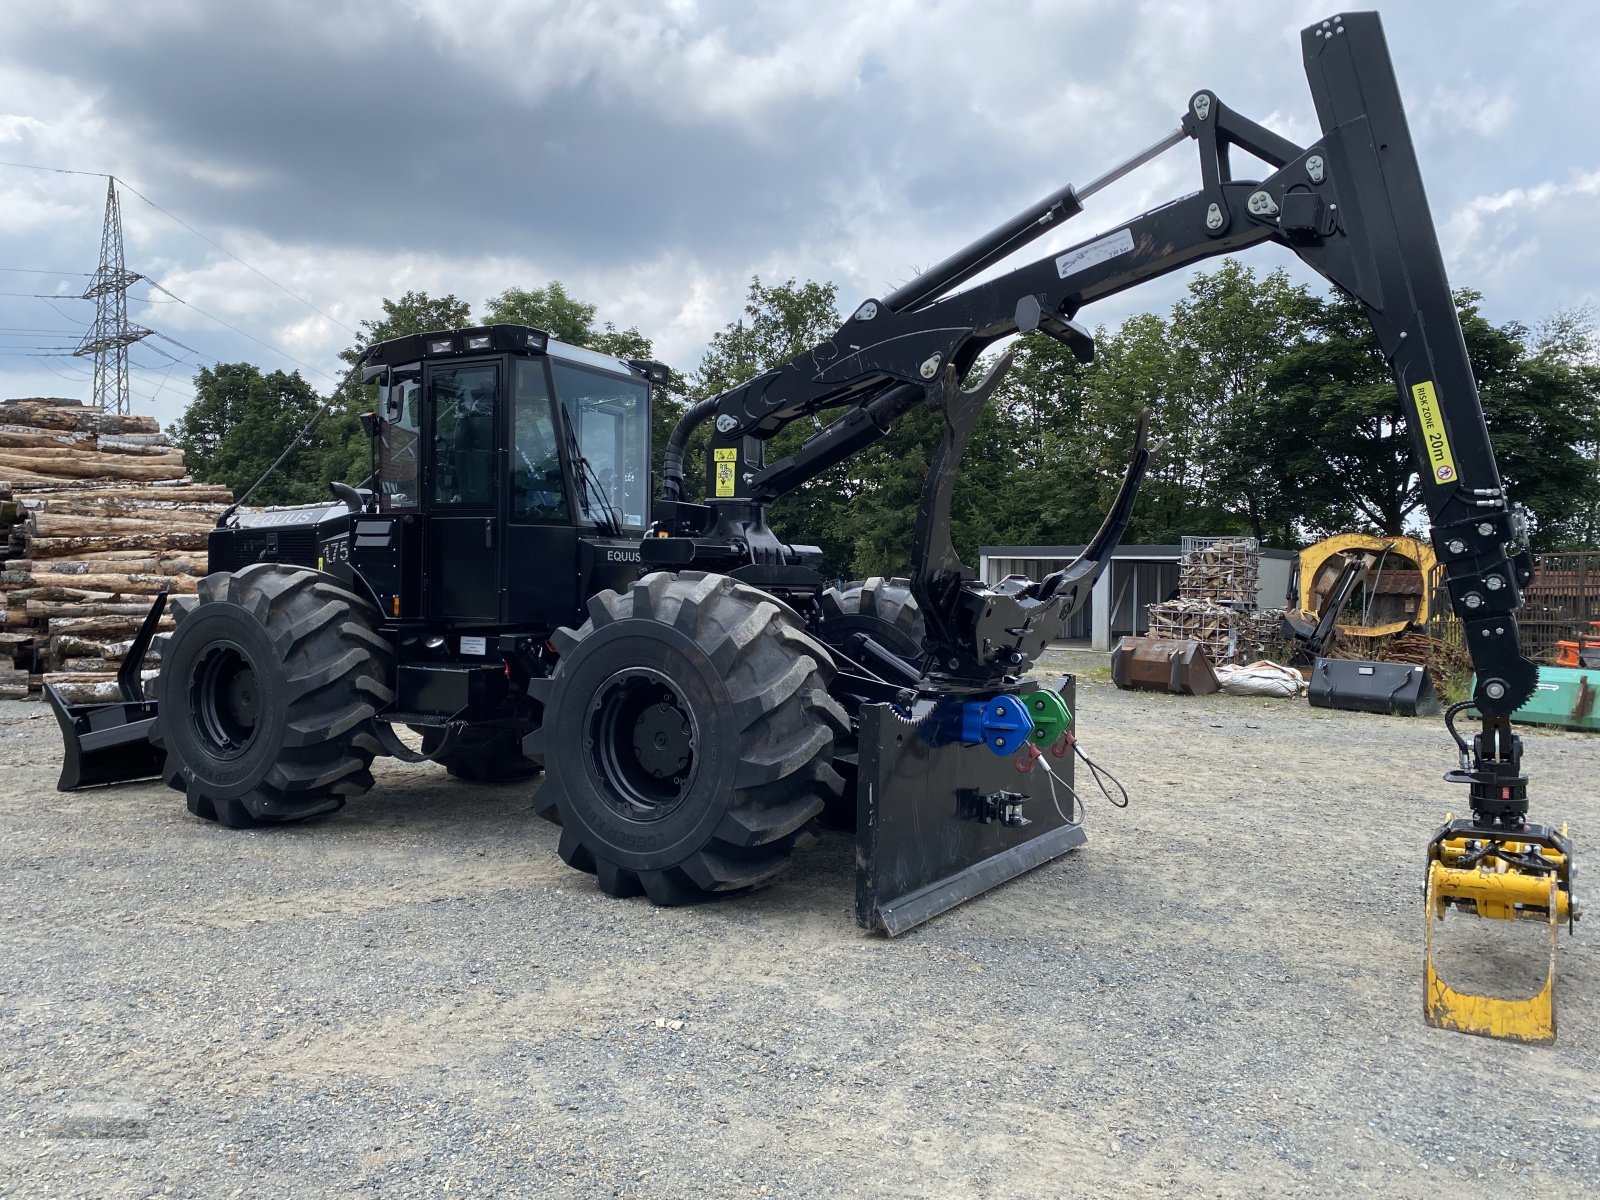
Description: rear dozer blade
xmin=1423 ymin=819 xmax=1576 ymax=1044
xmin=46 ymin=592 xmax=168 ymax=791
xmin=855 ymin=676 xmax=1086 ymax=935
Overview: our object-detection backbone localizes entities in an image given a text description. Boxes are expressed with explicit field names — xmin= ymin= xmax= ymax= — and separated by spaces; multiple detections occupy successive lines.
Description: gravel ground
xmin=2 ymin=649 xmax=1597 ymax=1198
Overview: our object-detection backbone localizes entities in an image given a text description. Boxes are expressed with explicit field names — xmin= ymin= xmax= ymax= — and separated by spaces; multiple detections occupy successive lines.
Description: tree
xmin=170 ymin=363 xmax=324 ymax=504
xmin=1465 ymin=295 xmax=1600 ymax=549
xmin=1267 ymin=288 xmax=1600 ymax=547
xmin=482 ymin=282 xmax=653 ymax=359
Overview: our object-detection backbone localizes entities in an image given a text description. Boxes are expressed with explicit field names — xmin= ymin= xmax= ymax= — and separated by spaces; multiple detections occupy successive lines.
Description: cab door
xmin=424 ymin=360 xmax=503 ymax=621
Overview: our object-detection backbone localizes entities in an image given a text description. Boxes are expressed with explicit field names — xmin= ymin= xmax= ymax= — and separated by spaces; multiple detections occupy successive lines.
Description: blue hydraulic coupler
xmin=932 ymin=694 xmax=1037 ymax=756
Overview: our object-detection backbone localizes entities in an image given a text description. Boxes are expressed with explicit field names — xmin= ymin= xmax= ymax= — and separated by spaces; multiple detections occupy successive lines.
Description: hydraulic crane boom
xmin=653 ymin=10 xmax=1574 ymax=1040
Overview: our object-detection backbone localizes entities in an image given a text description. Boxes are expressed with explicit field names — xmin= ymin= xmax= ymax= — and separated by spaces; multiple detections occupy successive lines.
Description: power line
xmin=115 ymin=178 xmax=358 ymax=338
xmin=141 ymin=279 xmax=339 ymax=384
xmin=0 ymin=159 xmax=348 ymax=389
xmin=0 ymin=267 xmax=94 ymax=276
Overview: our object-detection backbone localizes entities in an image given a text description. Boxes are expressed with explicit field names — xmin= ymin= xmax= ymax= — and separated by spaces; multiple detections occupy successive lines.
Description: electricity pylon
xmin=74 ymin=177 xmax=151 ymax=415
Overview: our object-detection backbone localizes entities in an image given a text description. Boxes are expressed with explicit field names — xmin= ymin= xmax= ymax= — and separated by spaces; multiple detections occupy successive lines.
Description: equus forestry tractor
xmin=50 ymin=12 xmax=1578 ymax=1043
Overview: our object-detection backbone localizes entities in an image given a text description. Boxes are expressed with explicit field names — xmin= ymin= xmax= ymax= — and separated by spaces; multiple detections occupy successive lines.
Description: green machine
xmin=1470 ymin=668 xmax=1600 ymax=732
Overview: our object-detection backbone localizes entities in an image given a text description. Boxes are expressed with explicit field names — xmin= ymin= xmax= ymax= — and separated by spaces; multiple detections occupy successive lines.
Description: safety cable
xmin=1071 ymin=737 xmax=1130 ymax=808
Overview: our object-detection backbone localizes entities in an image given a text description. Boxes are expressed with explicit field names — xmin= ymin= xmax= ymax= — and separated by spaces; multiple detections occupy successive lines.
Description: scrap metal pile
xmin=0 ymin=397 xmax=229 ymax=703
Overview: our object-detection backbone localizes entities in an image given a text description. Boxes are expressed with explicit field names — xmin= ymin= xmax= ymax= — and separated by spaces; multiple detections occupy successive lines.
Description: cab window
xmin=511 ymin=360 xmax=570 ymax=522
xmin=429 ymin=364 xmax=498 ymax=508
xmin=550 ymin=361 xmax=649 ymax=529
xmin=378 ymin=365 xmax=421 ymax=511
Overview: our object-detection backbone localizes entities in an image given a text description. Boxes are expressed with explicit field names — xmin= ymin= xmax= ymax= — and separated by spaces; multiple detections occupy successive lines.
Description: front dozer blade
xmin=46 ymin=591 xmax=168 ymax=791
xmin=1423 ymin=820 xmax=1575 ymax=1044
xmin=855 ymin=677 xmax=1086 ymax=934
xmin=46 ymin=684 xmax=163 ymax=791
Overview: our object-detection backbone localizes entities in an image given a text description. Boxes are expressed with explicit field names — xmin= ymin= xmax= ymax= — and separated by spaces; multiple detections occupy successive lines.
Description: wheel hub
xmin=191 ymin=642 xmax=260 ymax=759
xmin=588 ymin=668 xmax=696 ymax=820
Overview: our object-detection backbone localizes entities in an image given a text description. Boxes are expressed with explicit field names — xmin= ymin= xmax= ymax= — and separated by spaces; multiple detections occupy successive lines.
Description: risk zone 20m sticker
xmin=1410 ymin=380 xmax=1458 ymax=484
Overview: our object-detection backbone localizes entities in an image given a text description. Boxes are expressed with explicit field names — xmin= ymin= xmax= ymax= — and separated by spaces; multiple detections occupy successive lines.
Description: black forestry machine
xmin=49 ymin=12 xmax=1576 ymax=1041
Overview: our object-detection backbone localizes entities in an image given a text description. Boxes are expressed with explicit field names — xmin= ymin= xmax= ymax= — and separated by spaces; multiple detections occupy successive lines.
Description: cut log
xmin=0 ymin=427 xmax=90 ymax=449
xmin=3 ymin=570 xmax=196 ymax=595
xmin=0 ymin=452 xmax=187 ymax=482
xmin=6 ymin=555 xmax=201 ymax=576
xmin=29 ymin=512 xmax=215 ymax=538
xmin=6 ymin=445 xmax=186 ymax=465
xmin=0 ymin=667 xmax=28 ymax=700
xmin=22 ymin=499 xmax=222 ymax=521
xmin=27 ymin=532 xmax=211 ymax=557
xmin=4 ymin=477 xmax=208 ymax=493
xmin=43 ymin=671 xmax=158 ymax=705
xmin=22 ymin=486 xmax=232 ymax=506
xmin=58 ymin=656 xmax=113 ymax=672
xmin=0 ymin=402 xmax=160 ymax=434
xmin=36 ymin=602 xmax=172 ymax=621
xmin=51 ymin=635 xmax=163 ymax=663
xmin=47 ymin=614 xmax=173 ymax=638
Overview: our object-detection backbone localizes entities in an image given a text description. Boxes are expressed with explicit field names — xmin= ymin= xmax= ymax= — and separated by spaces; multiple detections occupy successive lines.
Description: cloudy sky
xmin=1 ymin=0 xmax=1595 ymax=432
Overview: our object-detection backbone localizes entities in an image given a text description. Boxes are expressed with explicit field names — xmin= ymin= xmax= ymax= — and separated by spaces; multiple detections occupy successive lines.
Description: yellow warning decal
xmin=1411 ymin=380 xmax=1458 ymax=485
xmin=713 ymin=447 xmax=737 ymax=497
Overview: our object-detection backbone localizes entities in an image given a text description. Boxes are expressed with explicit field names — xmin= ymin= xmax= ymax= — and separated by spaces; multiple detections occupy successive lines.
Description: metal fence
xmin=1519 ymin=551 xmax=1600 ymax=663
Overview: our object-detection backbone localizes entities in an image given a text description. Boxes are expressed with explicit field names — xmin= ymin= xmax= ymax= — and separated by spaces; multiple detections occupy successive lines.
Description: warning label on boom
xmin=1410 ymin=380 xmax=1458 ymax=484
xmin=714 ymin=447 xmax=737 ymax=497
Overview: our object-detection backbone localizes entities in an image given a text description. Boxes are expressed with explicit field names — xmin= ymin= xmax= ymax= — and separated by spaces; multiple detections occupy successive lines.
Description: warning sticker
xmin=713 ymin=447 xmax=737 ymax=497
xmin=1410 ymin=380 xmax=1458 ymax=484
xmin=1056 ymin=228 xmax=1135 ymax=280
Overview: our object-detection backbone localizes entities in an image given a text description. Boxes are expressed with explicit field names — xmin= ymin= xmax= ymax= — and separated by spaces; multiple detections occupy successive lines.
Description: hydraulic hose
xmin=660 ymin=395 xmax=721 ymax=501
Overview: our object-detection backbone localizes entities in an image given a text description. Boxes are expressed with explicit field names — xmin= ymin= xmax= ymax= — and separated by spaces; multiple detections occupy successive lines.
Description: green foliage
xmin=483 ymin=282 xmax=654 ymax=360
xmin=172 ymin=262 xmax=1600 ymax=569
xmin=169 ymin=363 xmax=324 ymax=505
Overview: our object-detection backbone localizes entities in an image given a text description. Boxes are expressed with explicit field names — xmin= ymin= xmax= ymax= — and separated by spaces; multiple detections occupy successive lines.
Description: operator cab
xmin=355 ymin=323 xmax=669 ymax=630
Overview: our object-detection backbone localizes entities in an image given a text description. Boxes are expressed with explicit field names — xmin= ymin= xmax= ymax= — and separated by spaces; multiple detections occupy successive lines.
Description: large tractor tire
xmin=816 ymin=577 xmax=927 ymax=831
xmin=535 ymin=571 xmax=847 ymax=905
xmin=152 ymin=563 xmax=392 ymax=828
xmin=818 ymin=576 xmax=926 ymax=664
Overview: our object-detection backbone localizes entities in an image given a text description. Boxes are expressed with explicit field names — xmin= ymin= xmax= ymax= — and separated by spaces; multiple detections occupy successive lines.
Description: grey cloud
xmin=0 ymin=0 xmax=1596 ymax=422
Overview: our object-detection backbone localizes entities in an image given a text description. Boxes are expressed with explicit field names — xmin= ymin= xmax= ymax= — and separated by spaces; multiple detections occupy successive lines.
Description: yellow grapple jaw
xmin=1423 ymin=821 xmax=1577 ymax=1045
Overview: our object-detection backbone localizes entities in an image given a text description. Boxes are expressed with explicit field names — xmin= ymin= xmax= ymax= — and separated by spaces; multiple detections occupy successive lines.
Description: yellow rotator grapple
xmin=1424 ymin=704 xmax=1580 ymax=1044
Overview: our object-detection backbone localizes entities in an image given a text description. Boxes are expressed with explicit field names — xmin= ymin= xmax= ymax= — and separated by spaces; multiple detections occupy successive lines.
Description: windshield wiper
xmin=562 ymin=404 xmax=623 ymax=537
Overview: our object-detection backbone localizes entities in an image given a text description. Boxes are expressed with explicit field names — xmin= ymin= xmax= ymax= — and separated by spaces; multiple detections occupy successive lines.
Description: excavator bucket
xmin=855 ymin=677 xmax=1085 ymax=933
xmin=1308 ymin=657 xmax=1439 ymax=717
xmin=1110 ymin=637 xmax=1220 ymax=695
xmin=46 ymin=593 xmax=167 ymax=791
xmin=1423 ymin=820 xmax=1576 ymax=1044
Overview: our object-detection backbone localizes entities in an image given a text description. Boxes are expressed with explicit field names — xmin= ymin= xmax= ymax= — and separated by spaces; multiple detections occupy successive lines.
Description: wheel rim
xmin=587 ymin=667 xmax=696 ymax=820
xmin=190 ymin=641 xmax=260 ymax=759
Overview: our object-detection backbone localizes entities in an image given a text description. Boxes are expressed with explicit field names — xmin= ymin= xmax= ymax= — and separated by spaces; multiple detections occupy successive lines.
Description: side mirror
xmin=359 ymin=411 xmax=378 ymax=438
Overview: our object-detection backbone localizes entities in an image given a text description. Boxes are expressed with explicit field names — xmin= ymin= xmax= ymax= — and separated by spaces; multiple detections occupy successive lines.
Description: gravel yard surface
xmin=2 ymin=648 xmax=1597 ymax=1198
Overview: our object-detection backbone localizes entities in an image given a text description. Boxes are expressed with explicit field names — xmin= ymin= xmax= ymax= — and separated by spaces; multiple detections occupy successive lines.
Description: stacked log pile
xmin=1147 ymin=538 xmax=1267 ymax=664
xmin=1176 ymin=538 xmax=1260 ymax=603
xmin=0 ymin=397 xmax=232 ymax=701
